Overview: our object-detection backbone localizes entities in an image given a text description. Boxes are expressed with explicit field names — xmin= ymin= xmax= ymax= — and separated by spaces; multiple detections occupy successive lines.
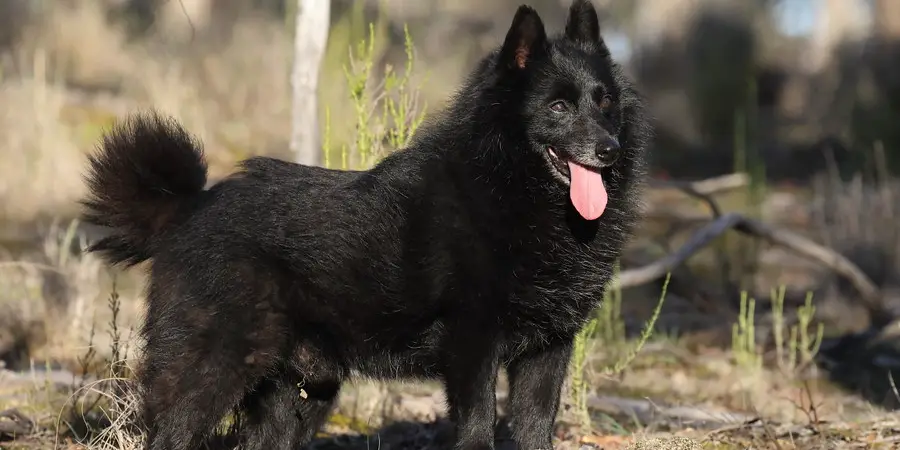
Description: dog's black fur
xmin=80 ymin=2 xmax=650 ymax=449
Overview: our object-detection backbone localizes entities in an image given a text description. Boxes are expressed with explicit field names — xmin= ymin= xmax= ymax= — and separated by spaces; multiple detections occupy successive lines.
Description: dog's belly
xmin=293 ymin=316 xmax=446 ymax=381
xmin=347 ymin=345 xmax=442 ymax=380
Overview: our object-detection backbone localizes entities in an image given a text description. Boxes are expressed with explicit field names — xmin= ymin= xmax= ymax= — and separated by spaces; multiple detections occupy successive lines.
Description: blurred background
xmin=2 ymin=1 xmax=900 ymax=448
xmin=2 ymin=0 xmax=899 ymax=214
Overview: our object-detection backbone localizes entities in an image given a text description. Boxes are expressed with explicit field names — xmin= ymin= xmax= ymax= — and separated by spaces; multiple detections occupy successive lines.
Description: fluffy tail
xmin=81 ymin=112 xmax=208 ymax=267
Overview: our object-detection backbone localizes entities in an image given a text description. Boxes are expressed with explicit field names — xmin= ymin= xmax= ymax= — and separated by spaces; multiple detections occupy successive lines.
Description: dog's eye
xmin=598 ymin=95 xmax=612 ymax=110
xmin=549 ymin=101 xmax=568 ymax=113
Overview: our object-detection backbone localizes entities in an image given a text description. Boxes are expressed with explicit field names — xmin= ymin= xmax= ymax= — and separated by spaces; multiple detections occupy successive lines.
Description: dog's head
xmin=487 ymin=1 xmax=646 ymax=221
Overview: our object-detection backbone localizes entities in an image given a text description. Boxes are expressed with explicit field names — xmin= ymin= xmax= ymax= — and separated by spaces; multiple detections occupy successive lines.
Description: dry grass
xmin=812 ymin=169 xmax=900 ymax=285
xmin=0 ymin=1 xmax=440 ymax=225
xmin=1 ymin=3 xmax=298 ymax=224
xmin=0 ymin=78 xmax=87 ymax=221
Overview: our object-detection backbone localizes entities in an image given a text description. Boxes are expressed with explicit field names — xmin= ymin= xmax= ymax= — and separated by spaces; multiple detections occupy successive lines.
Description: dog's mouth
xmin=546 ymin=147 xmax=571 ymax=181
xmin=545 ymin=146 xmax=609 ymax=221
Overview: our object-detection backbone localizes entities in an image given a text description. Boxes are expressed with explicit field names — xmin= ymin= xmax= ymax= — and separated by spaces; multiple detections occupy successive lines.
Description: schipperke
xmin=80 ymin=1 xmax=651 ymax=449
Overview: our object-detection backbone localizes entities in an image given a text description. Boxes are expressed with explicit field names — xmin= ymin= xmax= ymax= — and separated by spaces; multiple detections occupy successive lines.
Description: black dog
xmin=81 ymin=1 xmax=650 ymax=449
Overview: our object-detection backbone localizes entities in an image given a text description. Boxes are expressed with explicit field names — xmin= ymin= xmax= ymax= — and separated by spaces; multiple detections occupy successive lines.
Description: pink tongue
xmin=567 ymin=161 xmax=608 ymax=220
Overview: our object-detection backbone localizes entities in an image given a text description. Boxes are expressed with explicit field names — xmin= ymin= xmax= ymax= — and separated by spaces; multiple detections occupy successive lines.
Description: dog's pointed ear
xmin=565 ymin=0 xmax=602 ymax=46
xmin=499 ymin=5 xmax=548 ymax=70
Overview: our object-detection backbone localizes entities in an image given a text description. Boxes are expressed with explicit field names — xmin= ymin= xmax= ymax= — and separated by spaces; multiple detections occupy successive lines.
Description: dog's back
xmin=81 ymin=113 xmax=465 ymax=449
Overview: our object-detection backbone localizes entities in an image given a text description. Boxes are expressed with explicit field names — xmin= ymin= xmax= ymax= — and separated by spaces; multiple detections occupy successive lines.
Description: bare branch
xmin=618 ymin=213 xmax=743 ymax=289
xmin=617 ymin=212 xmax=885 ymax=319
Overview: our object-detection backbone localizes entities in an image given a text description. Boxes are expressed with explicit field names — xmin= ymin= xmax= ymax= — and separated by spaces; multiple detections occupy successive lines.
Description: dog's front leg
xmin=505 ymin=338 xmax=573 ymax=450
xmin=441 ymin=327 xmax=501 ymax=450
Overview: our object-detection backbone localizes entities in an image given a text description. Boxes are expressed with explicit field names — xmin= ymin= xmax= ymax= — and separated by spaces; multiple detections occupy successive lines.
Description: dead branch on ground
xmin=622 ymin=173 xmax=892 ymax=325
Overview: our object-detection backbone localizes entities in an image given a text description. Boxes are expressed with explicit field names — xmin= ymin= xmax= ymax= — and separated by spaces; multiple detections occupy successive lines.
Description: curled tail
xmin=81 ymin=112 xmax=208 ymax=267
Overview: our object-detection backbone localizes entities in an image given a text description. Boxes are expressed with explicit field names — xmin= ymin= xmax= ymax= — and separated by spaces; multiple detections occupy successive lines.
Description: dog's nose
xmin=596 ymin=137 xmax=620 ymax=166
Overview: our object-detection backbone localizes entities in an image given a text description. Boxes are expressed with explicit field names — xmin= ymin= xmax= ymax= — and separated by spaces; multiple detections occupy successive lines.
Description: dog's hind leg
xmin=139 ymin=333 xmax=274 ymax=450
xmin=239 ymin=341 xmax=344 ymax=450
xmin=138 ymin=267 xmax=291 ymax=450
xmin=238 ymin=372 xmax=341 ymax=449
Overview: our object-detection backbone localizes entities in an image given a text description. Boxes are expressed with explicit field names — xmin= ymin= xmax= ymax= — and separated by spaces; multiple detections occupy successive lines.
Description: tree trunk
xmin=874 ymin=0 xmax=900 ymax=38
xmin=290 ymin=0 xmax=330 ymax=167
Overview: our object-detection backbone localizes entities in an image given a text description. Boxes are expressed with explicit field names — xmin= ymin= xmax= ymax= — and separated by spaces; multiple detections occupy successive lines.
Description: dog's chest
xmin=526 ymin=230 xmax=615 ymax=285
xmin=505 ymin=232 xmax=615 ymax=321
